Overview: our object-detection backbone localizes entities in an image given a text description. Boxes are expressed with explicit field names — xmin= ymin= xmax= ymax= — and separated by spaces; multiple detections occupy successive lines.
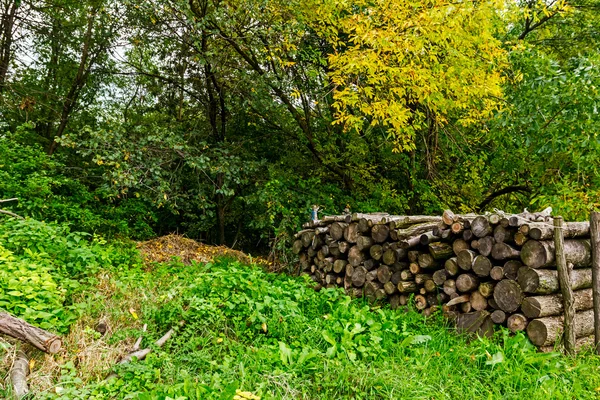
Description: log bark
xmin=491 ymin=310 xmax=506 ymax=324
xmin=491 ymin=243 xmax=521 ymax=261
xmin=471 ymin=216 xmax=493 ymax=238
xmin=528 ymin=221 xmax=589 ymax=240
xmin=429 ymin=242 xmax=453 ymax=260
xmin=518 ymin=267 xmax=592 ymax=294
xmin=418 ymin=253 xmax=438 ymax=269
xmin=11 ymin=349 xmax=29 ymax=399
xmin=507 ymin=313 xmax=528 ymax=333
xmin=352 ymin=266 xmax=368 ymax=287
xmin=395 ymin=222 xmax=439 ymax=240
xmin=503 ymin=260 xmax=522 ymax=280
xmin=452 ymin=239 xmax=470 ymax=256
xmin=493 ymin=279 xmax=523 ymax=313
xmin=456 ymin=310 xmax=493 ymax=338
xmin=344 ymin=223 xmax=360 ymax=243
xmin=444 ymin=257 xmax=459 ymax=277
xmin=456 ymin=273 xmax=479 ymax=293
xmin=371 ymin=224 xmax=390 ymax=243
xmin=527 ymin=309 xmax=595 ymax=347
xmin=472 ymin=255 xmax=492 ymax=278
xmin=397 ymin=281 xmax=418 ymax=293
xmin=520 ymin=239 xmax=591 ymax=268
xmin=470 ymin=291 xmax=488 ymax=311
xmin=521 ymin=289 xmax=594 ymax=318
xmin=590 ymin=211 xmax=600 ymax=354
xmin=477 ymin=236 xmax=495 ymax=257
xmin=0 ymin=312 xmax=62 ymax=353
xmin=330 ymin=222 xmax=348 ymax=241
xmin=457 ymin=250 xmax=477 ymax=271
xmin=490 ymin=266 xmax=504 ymax=281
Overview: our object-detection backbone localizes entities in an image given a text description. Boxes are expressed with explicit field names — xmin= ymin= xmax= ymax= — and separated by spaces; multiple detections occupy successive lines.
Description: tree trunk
xmin=492 ymin=279 xmax=523 ymax=313
xmin=520 ymin=239 xmax=591 ymax=269
xmin=527 ymin=309 xmax=595 ymax=347
xmin=0 ymin=312 xmax=62 ymax=353
xmin=517 ymin=267 xmax=592 ymax=294
xmin=527 ymin=221 xmax=589 ymax=240
xmin=521 ymin=289 xmax=594 ymax=318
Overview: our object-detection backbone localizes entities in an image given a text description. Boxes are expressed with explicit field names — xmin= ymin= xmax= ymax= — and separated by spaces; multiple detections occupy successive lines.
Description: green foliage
xmin=36 ymin=257 xmax=600 ymax=399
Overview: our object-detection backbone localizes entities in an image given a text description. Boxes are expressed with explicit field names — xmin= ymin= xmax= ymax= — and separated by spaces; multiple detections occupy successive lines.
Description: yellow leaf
xmin=129 ymin=308 xmax=138 ymax=320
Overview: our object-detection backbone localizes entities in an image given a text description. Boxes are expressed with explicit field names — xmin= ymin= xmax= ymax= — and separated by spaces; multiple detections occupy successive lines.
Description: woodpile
xmin=294 ymin=210 xmax=596 ymax=349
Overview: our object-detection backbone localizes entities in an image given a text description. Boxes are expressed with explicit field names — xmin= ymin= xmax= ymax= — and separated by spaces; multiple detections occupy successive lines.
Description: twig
xmin=0 ymin=209 xmax=23 ymax=219
xmin=0 ymin=198 xmax=18 ymax=203
xmin=131 ymin=324 xmax=147 ymax=352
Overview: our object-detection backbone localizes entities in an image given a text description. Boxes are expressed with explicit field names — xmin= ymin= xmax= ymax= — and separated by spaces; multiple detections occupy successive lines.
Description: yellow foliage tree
xmin=306 ymin=0 xmax=508 ymax=151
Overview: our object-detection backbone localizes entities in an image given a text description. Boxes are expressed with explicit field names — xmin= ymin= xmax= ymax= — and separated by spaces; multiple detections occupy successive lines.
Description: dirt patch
xmin=137 ymin=234 xmax=270 ymax=267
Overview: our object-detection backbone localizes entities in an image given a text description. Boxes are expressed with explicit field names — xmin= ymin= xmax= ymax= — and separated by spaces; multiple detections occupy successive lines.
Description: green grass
xmin=31 ymin=257 xmax=600 ymax=400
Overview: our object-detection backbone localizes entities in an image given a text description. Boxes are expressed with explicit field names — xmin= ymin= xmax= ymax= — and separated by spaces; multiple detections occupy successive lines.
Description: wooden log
xmin=110 ymin=328 xmax=174 ymax=378
xmin=503 ymin=260 xmax=522 ymax=280
xmin=366 ymin=269 xmax=378 ymax=282
xmin=514 ymin=232 xmax=528 ymax=246
xmin=390 ymin=215 xmax=443 ymax=228
xmin=456 ymin=310 xmax=493 ymax=338
xmin=330 ymin=222 xmax=348 ymax=241
xmin=522 ymin=289 xmax=594 ymax=318
xmin=292 ymin=240 xmax=303 ymax=254
xmin=418 ymin=253 xmax=438 ymax=269
xmin=488 ymin=213 xmax=501 ymax=225
xmin=364 ymin=280 xmax=383 ymax=299
xmin=352 ymin=266 xmax=368 ymax=287
xmin=415 ymin=294 xmax=428 ymax=310
xmin=357 ymin=218 xmax=371 ymax=233
xmin=317 ymin=245 xmax=329 ymax=260
xmin=456 ymin=274 xmax=479 ymax=293
xmin=521 ymin=239 xmax=591 ymax=269
xmin=470 ymin=291 xmax=488 ymax=311
xmin=478 ymin=282 xmax=495 ymax=298
xmin=539 ymin=336 xmax=596 ymax=353
xmin=493 ymin=279 xmax=523 ymax=313
xmin=507 ymin=313 xmax=528 ymax=333
xmin=442 ymin=209 xmax=456 ymax=225
xmin=384 ymin=281 xmax=397 ymax=295
xmin=463 ymin=229 xmax=474 ymax=241
xmin=348 ymin=246 xmax=364 ymax=267
xmin=429 ymin=242 xmax=453 ymax=260
xmin=471 ymin=216 xmax=493 ymax=238
xmin=391 ymin=271 xmax=402 ymax=285
xmin=419 ymin=233 xmax=439 ymax=246
xmin=444 ymin=257 xmax=459 ymax=277
xmin=471 ymin=240 xmax=480 ymax=250
xmin=491 ymin=243 xmax=521 ymax=261
xmin=409 ymin=262 xmax=421 ymax=274
xmin=370 ymin=244 xmax=383 ymax=261
xmin=472 ymin=255 xmax=493 ymax=278
xmin=400 ymin=270 xmax=414 ymax=281
xmin=555 ymin=216 xmax=576 ymax=354
xmin=344 ymin=223 xmax=360 ymax=243
xmin=451 ymin=221 xmax=464 ymax=234
xmin=11 ymin=349 xmax=29 ymax=399
xmin=443 ymin=279 xmax=457 ymax=296
xmin=500 ymin=218 xmax=510 ymax=228
xmin=301 ymin=231 xmax=315 ymax=247
xmin=527 ymin=309 xmax=595 ymax=347
xmin=478 ymin=236 xmax=495 ymax=257
xmin=329 ymin=245 xmax=341 ymax=258
xmin=590 ymin=211 xmax=600 ymax=354
xmin=382 ymin=249 xmax=398 ymax=266
xmin=447 ymin=294 xmax=470 ymax=306
xmin=494 ymin=225 xmax=514 ymax=243
xmin=395 ymin=222 xmax=440 ymax=240
xmin=356 ymin=236 xmax=375 ymax=251
xmin=0 ymin=312 xmax=62 ymax=353
xmin=518 ymin=267 xmax=592 ymax=294
xmin=415 ymin=273 xmax=433 ymax=285
xmin=377 ymin=265 xmax=392 ymax=284
xmin=490 ymin=266 xmax=504 ymax=281
xmin=528 ymin=221 xmax=590 ymax=240
xmin=433 ymin=269 xmax=449 ymax=286
xmin=491 ymin=310 xmax=506 ymax=324
xmin=338 ymin=241 xmax=350 ymax=254
xmin=457 ymin=250 xmax=477 ymax=271
xmin=371 ymin=224 xmax=390 ymax=243
xmin=333 ymin=259 xmax=348 ymax=274
xmin=397 ymin=281 xmax=418 ymax=293
xmin=364 ymin=258 xmax=378 ymax=271
xmin=408 ymin=251 xmax=419 ymax=262
xmin=424 ymin=279 xmax=437 ymax=293
xmin=452 ymin=239 xmax=470 ymax=256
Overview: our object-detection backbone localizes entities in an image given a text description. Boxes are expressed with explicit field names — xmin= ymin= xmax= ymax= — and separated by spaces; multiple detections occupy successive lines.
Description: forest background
xmin=1 ymin=0 xmax=600 ymax=261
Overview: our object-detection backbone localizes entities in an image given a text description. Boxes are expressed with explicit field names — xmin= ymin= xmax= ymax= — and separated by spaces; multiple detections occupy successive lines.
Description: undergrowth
xmin=1 ymin=219 xmax=600 ymax=399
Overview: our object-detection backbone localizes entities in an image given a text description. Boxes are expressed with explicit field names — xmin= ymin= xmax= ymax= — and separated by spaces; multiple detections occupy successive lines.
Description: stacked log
xmin=294 ymin=209 xmax=595 ymax=350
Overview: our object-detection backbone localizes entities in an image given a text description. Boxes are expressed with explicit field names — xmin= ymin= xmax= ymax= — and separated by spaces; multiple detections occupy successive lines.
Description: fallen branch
xmin=132 ymin=324 xmax=147 ymax=352
xmin=10 ymin=349 xmax=29 ymax=399
xmin=106 ymin=328 xmax=174 ymax=380
xmin=0 ymin=198 xmax=18 ymax=203
xmin=0 ymin=209 xmax=23 ymax=219
xmin=0 ymin=312 xmax=62 ymax=353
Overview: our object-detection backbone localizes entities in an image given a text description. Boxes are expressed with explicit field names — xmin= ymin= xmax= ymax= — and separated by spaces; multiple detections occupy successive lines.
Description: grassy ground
xmin=2 ymin=255 xmax=600 ymax=399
